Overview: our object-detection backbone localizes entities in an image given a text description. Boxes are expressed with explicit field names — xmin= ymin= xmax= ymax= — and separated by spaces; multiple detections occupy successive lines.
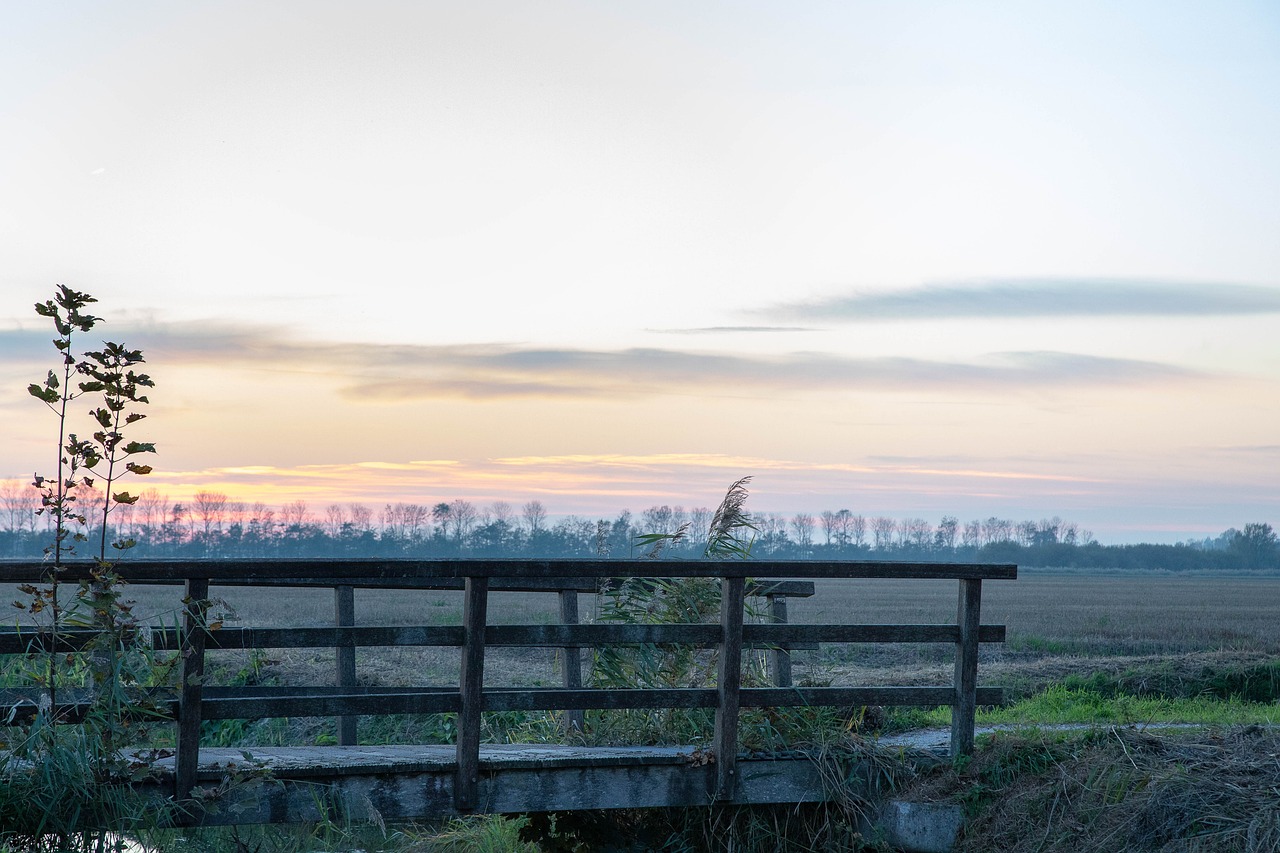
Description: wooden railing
xmin=0 ymin=558 xmax=1015 ymax=809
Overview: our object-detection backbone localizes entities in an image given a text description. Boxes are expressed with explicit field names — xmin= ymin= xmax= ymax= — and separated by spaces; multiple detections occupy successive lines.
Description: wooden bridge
xmin=0 ymin=558 xmax=1015 ymax=826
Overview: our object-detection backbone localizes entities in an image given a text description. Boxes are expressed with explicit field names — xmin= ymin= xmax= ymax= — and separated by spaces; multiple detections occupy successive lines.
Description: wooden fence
xmin=0 ymin=558 xmax=1015 ymax=811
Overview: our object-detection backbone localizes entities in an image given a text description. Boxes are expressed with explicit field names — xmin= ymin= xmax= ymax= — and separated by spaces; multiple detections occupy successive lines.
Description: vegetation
xmin=3 ymin=285 xmax=173 ymax=851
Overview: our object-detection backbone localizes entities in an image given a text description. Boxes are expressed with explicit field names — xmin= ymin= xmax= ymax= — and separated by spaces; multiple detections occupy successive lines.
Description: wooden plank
xmin=952 ymin=578 xmax=982 ymax=758
xmin=766 ymin=595 xmax=792 ymax=688
xmin=129 ymin=751 xmax=833 ymax=825
xmin=0 ymin=622 xmax=1004 ymax=655
xmin=713 ymin=576 xmax=746 ymax=800
xmin=455 ymin=575 xmax=488 ymax=810
xmin=0 ymin=683 xmax=1003 ymax=723
xmin=743 ymin=685 xmax=1003 ymax=708
xmin=557 ymin=589 xmax=585 ymax=733
xmin=334 ymin=585 xmax=357 ymax=746
xmin=176 ymin=577 xmax=210 ymax=801
xmin=0 ymin=558 xmax=1018 ymax=583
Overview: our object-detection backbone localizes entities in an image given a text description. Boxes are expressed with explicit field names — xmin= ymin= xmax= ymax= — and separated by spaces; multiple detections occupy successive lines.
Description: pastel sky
xmin=2 ymin=1 xmax=1278 ymax=543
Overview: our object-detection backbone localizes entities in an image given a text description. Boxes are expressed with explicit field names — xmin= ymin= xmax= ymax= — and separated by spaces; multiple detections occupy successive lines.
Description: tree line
xmin=1 ymin=482 xmax=1276 ymax=570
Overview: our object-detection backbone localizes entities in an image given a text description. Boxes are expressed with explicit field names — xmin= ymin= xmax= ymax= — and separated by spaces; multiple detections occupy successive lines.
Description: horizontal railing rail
xmin=0 ymin=557 xmax=1015 ymax=809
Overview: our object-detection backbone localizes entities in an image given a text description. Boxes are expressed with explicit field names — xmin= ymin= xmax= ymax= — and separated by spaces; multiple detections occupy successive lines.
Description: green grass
xmin=918 ymin=685 xmax=1280 ymax=728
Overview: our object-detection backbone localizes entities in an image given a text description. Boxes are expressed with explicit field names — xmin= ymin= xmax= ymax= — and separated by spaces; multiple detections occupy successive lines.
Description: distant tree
xmin=790 ymin=513 xmax=815 ymax=552
xmin=324 ymin=503 xmax=347 ymax=538
xmin=1229 ymin=522 xmax=1279 ymax=568
xmin=848 ymin=513 xmax=867 ymax=548
xmin=490 ymin=501 xmax=515 ymax=525
xmin=281 ymin=499 xmax=310 ymax=532
xmin=522 ymin=500 xmax=547 ymax=535
xmin=348 ymin=502 xmax=373 ymax=534
xmin=934 ymin=516 xmax=959 ymax=552
xmin=962 ymin=519 xmax=981 ymax=549
xmin=871 ymin=516 xmax=896 ymax=550
xmin=193 ymin=490 xmax=229 ymax=539
xmin=1014 ymin=520 xmax=1037 ymax=547
xmin=451 ymin=499 xmax=479 ymax=542
xmin=819 ymin=510 xmax=838 ymax=546
xmin=900 ymin=517 xmax=932 ymax=550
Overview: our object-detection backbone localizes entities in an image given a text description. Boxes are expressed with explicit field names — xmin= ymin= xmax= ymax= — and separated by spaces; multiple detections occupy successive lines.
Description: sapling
xmin=18 ymin=284 xmax=161 ymax=805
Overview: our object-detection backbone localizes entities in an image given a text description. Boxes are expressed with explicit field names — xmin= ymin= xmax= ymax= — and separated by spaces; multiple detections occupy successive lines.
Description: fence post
xmin=455 ymin=575 xmax=489 ymax=810
xmin=175 ymin=577 xmax=210 ymax=801
xmin=765 ymin=593 xmax=793 ymax=688
xmin=714 ymin=575 xmax=746 ymax=801
xmin=557 ymin=588 xmax=585 ymax=733
xmin=952 ymin=578 xmax=982 ymax=758
xmin=334 ymin=584 xmax=357 ymax=745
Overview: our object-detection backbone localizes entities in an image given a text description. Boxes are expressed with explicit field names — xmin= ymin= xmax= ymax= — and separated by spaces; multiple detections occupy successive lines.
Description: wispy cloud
xmin=0 ymin=319 xmax=1206 ymax=403
xmin=770 ymin=279 xmax=1280 ymax=322
xmin=648 ymin=325 xmax=819 ymax=334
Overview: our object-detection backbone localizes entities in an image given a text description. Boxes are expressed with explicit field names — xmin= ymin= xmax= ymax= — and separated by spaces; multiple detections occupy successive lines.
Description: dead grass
xmin=902 ymin=725 xmax=1280 ymax=852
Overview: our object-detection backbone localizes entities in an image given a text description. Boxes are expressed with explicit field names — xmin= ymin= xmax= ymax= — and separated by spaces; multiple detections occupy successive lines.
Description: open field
xmin=5 ymin=568 xmax=1277 ymax=709
xmin=5 ymin=568 xmax=1274 ymax=686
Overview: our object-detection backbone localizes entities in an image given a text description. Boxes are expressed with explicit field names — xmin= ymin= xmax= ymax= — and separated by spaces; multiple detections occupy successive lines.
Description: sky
xmin=2 ymin=1 xmax=1278 ymax=543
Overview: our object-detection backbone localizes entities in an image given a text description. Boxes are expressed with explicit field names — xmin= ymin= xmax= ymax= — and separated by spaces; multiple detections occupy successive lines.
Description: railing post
xmin=176 ymin=577 xmax=210 ymax=801
xmin=455 ymin=575 xmax=489 ymax=810
xmin=766 ymin=593 xmax=793 ymax=688
xmin=713 ymin=575 xmax=746 ymax=801
xmin=557 ymin=589 xmax=585 ymax=733
xmin=334 ymin=584 xmax=357 ymax=745
xmin=952 ymin=578 xmax=982 ymax=758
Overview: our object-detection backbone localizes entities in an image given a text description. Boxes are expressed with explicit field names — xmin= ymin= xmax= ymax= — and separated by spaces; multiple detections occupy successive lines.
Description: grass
xmin=915 ymin=685 xmax=1280 ymax=728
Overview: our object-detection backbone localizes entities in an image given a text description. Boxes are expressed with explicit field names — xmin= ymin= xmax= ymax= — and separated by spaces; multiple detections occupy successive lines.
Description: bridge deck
xmin=133 ymin=743 xmax=852 ymax=825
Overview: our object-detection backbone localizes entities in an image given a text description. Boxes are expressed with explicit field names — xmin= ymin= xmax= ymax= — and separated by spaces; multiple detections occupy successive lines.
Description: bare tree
xmin=934 ymin=516 xmax=959 ymax=551
xmin=1014 ymin=520 xmax=1037 ymax=547
xmin=281 ymin=499 xmax=311 ymax=532
xmin=900 ymin=517 xmax=933 ymax=550
xmin=790 ymin=513 xmax=815 ymax=552
xmin=819 ymin=510 xmax=837 ymax=546
xmin=687 ymin=507 xmax=713 ymax=543
xmin=962 ymin=519 xmax=981 ymax=549
xmin=0 ymin=479 xmax=38 ymax=535
xmin=193 ymin=490 xmax=229 ymax=538
xmin=348 ymin=502 xmax=373 ymax=534
xmin=871 ymin=516 xmax=897 ymax=550
xmin=490 ymin=501 xmax=515 ymax=525
xmin=451 ymin=499 xmax=479 ymax=542
xmin=522 ymin=500 xmax=547 ymax=535
xmin=324 ymin=504 xmax=347 ymax=538
xmin=849 ymin=513 xmax=867 ymax=548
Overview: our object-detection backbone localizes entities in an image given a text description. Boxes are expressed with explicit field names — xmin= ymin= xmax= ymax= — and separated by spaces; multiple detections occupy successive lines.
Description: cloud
xmin=0 ymin=319 xmax=1206 ymax=403
xmin=770 ymin=279 xmax=1280 ymax=322
xmin=648 ymin=325 xmax=819 ymax=334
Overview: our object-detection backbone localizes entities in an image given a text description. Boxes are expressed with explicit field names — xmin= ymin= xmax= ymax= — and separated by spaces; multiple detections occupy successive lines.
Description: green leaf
xmin=122 ymin=441 xmax=156 ymax=454
xmin=27 ymin=384 xmax=58 ymax=403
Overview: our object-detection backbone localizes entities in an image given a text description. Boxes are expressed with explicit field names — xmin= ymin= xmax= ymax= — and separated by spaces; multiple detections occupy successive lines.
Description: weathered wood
xmin=334 ymin=584 xmax=357 ymax=746
xmin=714 ymin=576 xmax=746 ymax=800
xmin=557 ymin=589 xmax=585 ymax=733
xmin=456 ymin=575 xmax=488 ymax=810
xmin=131 ymin=745 xmax=835 ymax=825
xmin=952 ymin=578 xmax=982 ymax=757
xmin=0 ymin=683 xmax=1005 ymax=723
xmin=766 ymin=594 xmax=793 ymax=688
xmin=0 ymin=558 xmax=1018 ymax=583
xmin=176 ymin=577 xmax=210 ymax=801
